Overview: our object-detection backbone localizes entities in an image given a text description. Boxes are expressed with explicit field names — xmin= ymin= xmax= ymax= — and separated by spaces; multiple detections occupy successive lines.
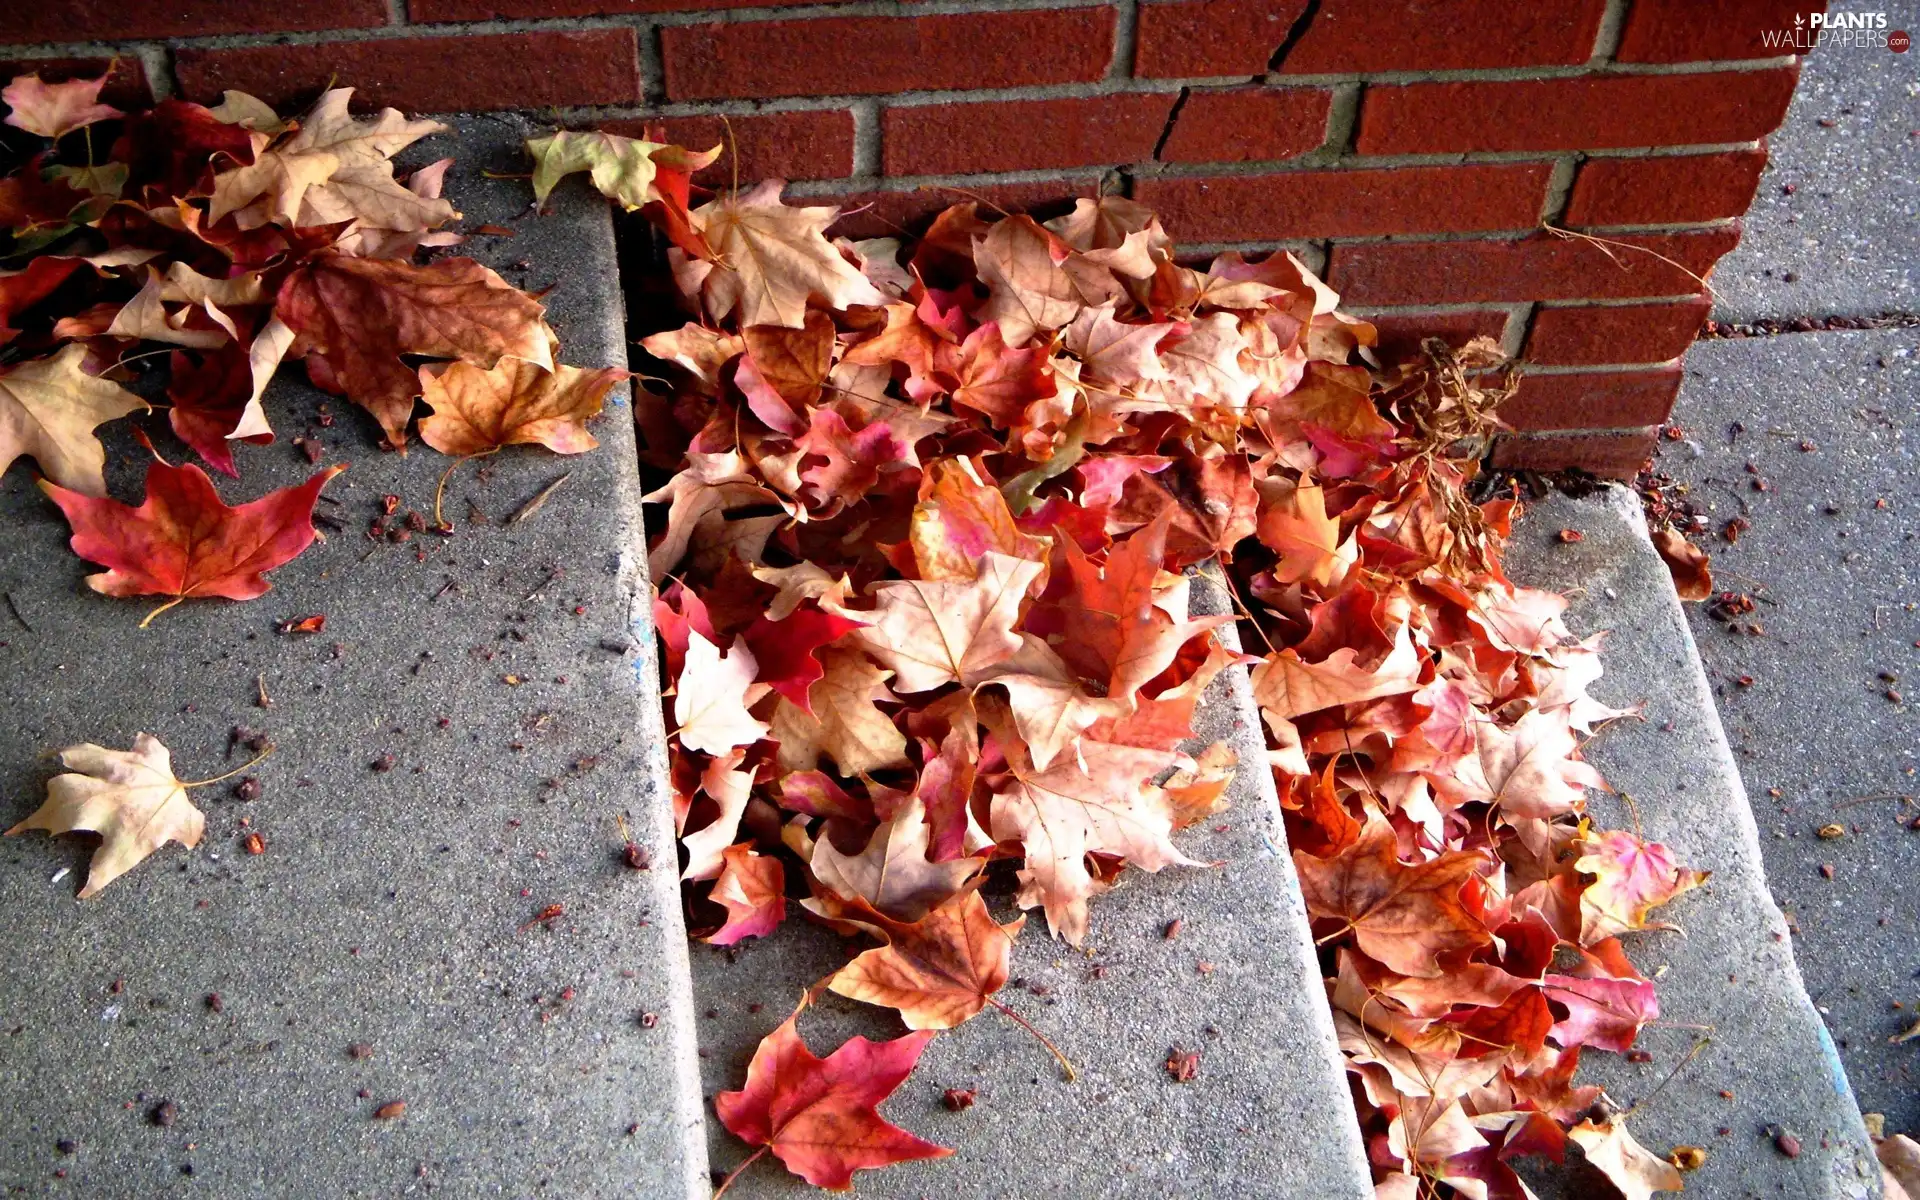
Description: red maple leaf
xmin=41 ymin=461 xmax=344 ymax=625
xmin=713 ymin=1009 xmax=951 ymax=1192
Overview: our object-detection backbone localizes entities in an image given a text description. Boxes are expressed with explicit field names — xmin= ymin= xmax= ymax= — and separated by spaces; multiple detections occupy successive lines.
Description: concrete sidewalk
xmin=1709 ymin=35 xmax=1917 ymax=322
xmin=1656 ymin=328 xmax=1919 ymax=1137
xmin=0 ymin=117 xmax=707 ymax=1198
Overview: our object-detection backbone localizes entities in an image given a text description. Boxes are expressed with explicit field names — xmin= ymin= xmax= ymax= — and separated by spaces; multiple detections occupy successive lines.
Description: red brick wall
xmin=1 ymin=0 xmax=1822 ymax=477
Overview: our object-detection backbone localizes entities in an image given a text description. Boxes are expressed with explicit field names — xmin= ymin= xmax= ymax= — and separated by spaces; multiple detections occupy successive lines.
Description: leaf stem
xmin=709 ymin=1145 xmax=767 ymax=1199
xmin=180 ymin=745 xmax=274 ymax=788
xmin=138 ymin=595 xmax=185 ymax=627
xmin=986 ymin=995 xmax=1076 ymax=1081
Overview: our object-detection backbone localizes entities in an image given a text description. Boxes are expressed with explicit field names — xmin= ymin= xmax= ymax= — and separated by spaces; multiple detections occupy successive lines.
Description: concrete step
xmin=0 ymin=116 xmax=708 ymax=1197
xmin=690 ymin=572 xmax=1374 ymax=1199
xmin=1507 ymin=486 xmax=1880 ymax=1200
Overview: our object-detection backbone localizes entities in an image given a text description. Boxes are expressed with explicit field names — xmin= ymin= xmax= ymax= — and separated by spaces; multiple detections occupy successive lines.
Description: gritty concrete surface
xmin=1710 ymin=36 xmax=1918 ymax=322
xmin=1655 ymin=327 xmax=1920 ymax=1138
xmin=1507 ymin=487 xmax=1880 ymax=1200
xmin=690 ymin=574 xmax=1372 ymax=1199
xmin=0 ymin=117 xmax=707 ymax=1197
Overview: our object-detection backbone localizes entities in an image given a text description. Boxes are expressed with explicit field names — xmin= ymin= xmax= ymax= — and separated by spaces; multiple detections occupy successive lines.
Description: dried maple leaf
xmin=989 ymin=736 xmax=1197 ymax=944
xmin=742 ymin=311 xmax=836 ymax=414
xmin=0 ymin=344 xmax=148 ymax=496
xmin=416 ymin=358 xmax=622 ymax=457
xmin=738 ymin=603 xmax=863 ymax=708
xmin=972 ymin=214 xmax=1120 ymax=347
xmin=1256 ymin=478 xmax=1351 ymax=588
xmin=713 ymin=1010 xmax=950 ymax=1190
xmin=525 ymin=129 xmax=718 ymax=211
xmin=276 ymin=252 xmax=552 ymax=446
xmin=1293 ymin=820 xmax=1492 ymax=978
xmin=690 ymin=181 xmax=884 ymax=329
xmin=822 ymin=887 xmax=1024 ymax=1030
xmin=1032 ymin=513 xmax=1231 ymax=707
xmin=642 ymin=451 xmax=781 ymax=582
xmin=1544 ymin=940 xmax=1658 ymax=1051
xmin=42 ymin=462 xmax=344 ymax=626
xmin=1573 ymin=829 xmax=1708 ymax=943
xmin=672 ymin=630 xmax=769 ymax=755
xmin=6 ymin=734 xmax=203 ymax=898
xmin=1251 ymin=621 xmax=1425 ymax=721
xmin=909 ymin=458 xmax=1051 ymax=583
xmin=851 ymin=552 xmax=1042 ymax=693
xmin=1569 ymin=1117 xmax=1684 ymax=1200
xmin=811 ymin=795 xmax=984 ymax=922
xmin=2 ymin=72 xmax=122 ymax=141
xmin=208 ymin=88 xmax=454 ymax=235
xmin=1449 ymin=708 xmax=1608 ymax=823
xmin=1260 ymin=361 xmax=1395 ymax=442
xmin=708 ymin=842 xmax=785 ymax=945
xmin=769 ymin=646 xmax=910 ymax=777
xmin=1156 ymin=312 xmax=1258 ymax=411
xmin=1064 ymin=304 xmax=1173 ymax=392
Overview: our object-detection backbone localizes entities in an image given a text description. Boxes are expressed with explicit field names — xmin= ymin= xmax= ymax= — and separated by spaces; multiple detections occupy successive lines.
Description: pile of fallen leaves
xmin=0 ymin=71 xmax=619 ymax=625
xmin=589 ymin=128 xmax=1714 ymax=1197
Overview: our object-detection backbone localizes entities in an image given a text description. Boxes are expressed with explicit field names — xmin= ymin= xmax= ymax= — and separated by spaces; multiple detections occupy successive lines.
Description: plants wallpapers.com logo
xmin=1762 ymin=11 xmax=1911 ymax=51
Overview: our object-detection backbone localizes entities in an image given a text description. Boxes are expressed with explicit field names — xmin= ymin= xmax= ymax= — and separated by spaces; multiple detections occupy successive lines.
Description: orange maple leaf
xmin=822 ymin=887 xmax=1024 ymax=1030
xmin=1293 ymin=820 xmax=1492 ymax=978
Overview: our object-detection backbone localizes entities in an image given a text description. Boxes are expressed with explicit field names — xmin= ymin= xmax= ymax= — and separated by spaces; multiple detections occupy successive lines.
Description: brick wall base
xmin=1 ymin=0 xmax=1823 ymax=477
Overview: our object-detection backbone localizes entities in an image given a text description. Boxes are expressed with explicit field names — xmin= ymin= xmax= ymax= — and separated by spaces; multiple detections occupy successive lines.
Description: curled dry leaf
xmin=708 ymin=843 xmax=785 ymax=945
xmin=1651 ymin=528 xmax=1713 ymax=602
xmin=6 ymin=734 xmax=203 ymax=898
xmin=41 ymin=462 xmax=344 ymax=626
xmin=1569 ymin=1117 xmax=1684 ymax=1200
xmin=525 ymin=129 xmax=719 ymax=211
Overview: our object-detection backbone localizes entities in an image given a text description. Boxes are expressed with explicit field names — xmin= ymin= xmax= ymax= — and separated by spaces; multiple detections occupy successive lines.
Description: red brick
xmin=1499 ymin=367 xmax=1683 ymax=431
xmin=1135 ymin=0 xmax=1308 ymax=78
xmin=1137 ymin=163 xmax=1551 ymax=242
xmin=1526 ymin=298 xmax=1710 ymax=365
xmin=818 ymin=181 xmax=1100 ymax=241
xmin=1 ymin=0 xmax=387 ymax=43
xmin=1361 ymin=309 xmax=1512 ymax=366
xmin=1357 ymin=69 xmax=1800 ymax=154
xmin=1616 ymin=0 xmax=1827 ymax=63
xmin=1278 ymin=0 xmax=1607 ymax=72
xmin=413 ymin=0 xmax=842 ymax=18
xmin=1326 ymin=228 xmax=1742 ymax=306
xmin=1563 ymin=149 xmax=1768 ymax=227
xmin=885 ymin=95 xmax=1170 ymax=177
xmin=176 ymin=31 xmax=639 ymax=114
xmin=600 ymin=111 xmax=855 ymax=182
xmin=662 ymin=9 xmax=1115 ymax=101
xmin=1 ymin=58 xmax=150 ymax=108
xmin=1159 ymin=87 xmax=1330 ymax=163
xmin=1491 ymin=428 xmax=1659 ymax=478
